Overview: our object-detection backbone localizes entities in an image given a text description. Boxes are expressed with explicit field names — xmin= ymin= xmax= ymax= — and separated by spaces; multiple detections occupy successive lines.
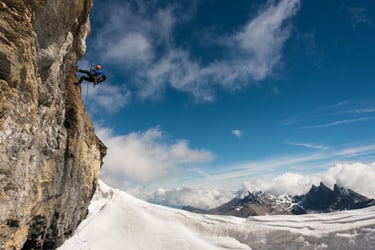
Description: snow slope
xmin=59 ymin=181 xmax=375 ymax=250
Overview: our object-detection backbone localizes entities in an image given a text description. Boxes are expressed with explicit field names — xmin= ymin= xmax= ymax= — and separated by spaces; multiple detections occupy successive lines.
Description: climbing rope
xmin=84 ymin=81 xmax=89 ymax=106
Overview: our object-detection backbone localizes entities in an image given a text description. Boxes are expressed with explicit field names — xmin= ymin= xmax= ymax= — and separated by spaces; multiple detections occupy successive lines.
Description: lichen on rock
xmin=0 ymin=0 xmax=106 ymax=249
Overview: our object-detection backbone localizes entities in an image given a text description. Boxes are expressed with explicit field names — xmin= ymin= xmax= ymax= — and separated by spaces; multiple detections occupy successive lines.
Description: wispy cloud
xmin=279 ymin=100 xmax=375 ymax=131
xmin=287 ymin=141 xmax=330 ymax=150
xmin=334 ymin=144 xmax=375 ymax=158
xmin=301 ymin=117 xmax=373 ymax=129
xmin=340 ymin=107 xmax=375 ymax=115
xmin=345 ymin=6 xmax=373 ymax=27
xmin=280 ymin=116 xmax=298 ymax=126
xmin=89 ymin=0 xmax=301 ymax=102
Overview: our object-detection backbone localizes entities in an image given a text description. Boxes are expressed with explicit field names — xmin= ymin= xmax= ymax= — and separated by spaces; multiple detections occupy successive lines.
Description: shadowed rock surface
xmin=0 ymin=0 xmax=106 ymax=249
xmin=293 ymin=182 xmax=375 ymax=213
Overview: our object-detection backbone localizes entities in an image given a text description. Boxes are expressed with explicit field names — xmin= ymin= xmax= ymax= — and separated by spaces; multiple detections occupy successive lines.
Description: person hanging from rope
xmin=74 ymin=64 xmax=106 ymax=86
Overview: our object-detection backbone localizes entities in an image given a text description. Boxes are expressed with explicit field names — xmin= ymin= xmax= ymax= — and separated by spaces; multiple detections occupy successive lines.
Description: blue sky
xmin=78 ymin=0 xmax=375 ymax=207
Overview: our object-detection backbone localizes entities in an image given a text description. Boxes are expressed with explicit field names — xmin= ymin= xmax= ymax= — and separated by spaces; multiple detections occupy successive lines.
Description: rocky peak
xmin=0 ymin=1 xmax=106 ymax=249
xmin=209 ymin=190 xmax=294 ymax=217
xmin=297 ymin=182 xmax=335 ymax=211
xmin=294 ymin=183 xmax=374 ymax=213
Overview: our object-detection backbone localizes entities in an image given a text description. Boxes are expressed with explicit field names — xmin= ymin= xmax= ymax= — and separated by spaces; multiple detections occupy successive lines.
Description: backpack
xmin=94 ymin=74 xmax=106 ymax=86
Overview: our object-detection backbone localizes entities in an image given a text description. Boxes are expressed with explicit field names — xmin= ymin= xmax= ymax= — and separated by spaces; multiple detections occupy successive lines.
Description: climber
xmin=75 ymin=64 xmax=106 ymax=86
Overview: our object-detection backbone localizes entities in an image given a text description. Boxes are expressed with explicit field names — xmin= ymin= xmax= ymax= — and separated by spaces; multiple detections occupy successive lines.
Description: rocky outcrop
xmin=0 ymin=1 xmax=106 ymax=249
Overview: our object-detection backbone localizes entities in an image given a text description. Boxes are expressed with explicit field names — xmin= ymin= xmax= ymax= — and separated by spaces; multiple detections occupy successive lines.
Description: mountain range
xmin=183 ymin=182 xmax=375 ymax=217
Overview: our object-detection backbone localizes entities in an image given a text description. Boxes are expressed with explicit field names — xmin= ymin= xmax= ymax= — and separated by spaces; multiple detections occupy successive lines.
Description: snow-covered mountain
xmin=208 ymin=191 xmax=294 ymax=217
xmin=207 ymin=182 xmax=374 ymax=217
xmin=58 ymin=181 xmax=375 ymax=250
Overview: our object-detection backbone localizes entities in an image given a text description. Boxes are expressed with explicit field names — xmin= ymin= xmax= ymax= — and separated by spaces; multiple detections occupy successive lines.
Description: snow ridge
xmin=59 ymin=181 xmax=375 ymax=250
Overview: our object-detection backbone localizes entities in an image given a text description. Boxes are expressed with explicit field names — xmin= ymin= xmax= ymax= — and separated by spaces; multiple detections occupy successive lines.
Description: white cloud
xmin=147 ymin=187 xmax=234 ymax=210
xmin=241 ymin=172 xmax=314 ymax=196
xmin=104 ymin=33 xmax=153 ymax=65
xmin=96 ymin=126 xmax=215 ymax=187
xmin=170 ymin=140 xmax=214 ymax=164
xmin=90 ymin=0 xmax=301 ymax=102
xmin=240 ymin=162 xmax=375 ymax=198
xmin=92 ymin=1 xmax=180 ymax=66
xmin=232 ymin=129 xmax=243 ymax=138
xmin=229 ymin=0 xmax=301 ymax=80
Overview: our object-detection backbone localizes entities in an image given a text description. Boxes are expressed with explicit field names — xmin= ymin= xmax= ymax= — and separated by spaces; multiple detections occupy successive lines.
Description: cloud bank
xmin=241 ymin=162 xmax=375 ymax=198
xmin=143 ymin=162 xmax=375 ymax=209
xmin=97 ymin=126 xmax=215 ymax=187
xmin=148 ymin=187 xmax=234 ymax=210
xmin=90 ymin=0 xmax=301 ymax=102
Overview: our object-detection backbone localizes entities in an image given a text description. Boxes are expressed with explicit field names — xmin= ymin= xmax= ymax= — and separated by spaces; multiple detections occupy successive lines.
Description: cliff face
xmin=0 ymin=1 xmax=106 ymax=249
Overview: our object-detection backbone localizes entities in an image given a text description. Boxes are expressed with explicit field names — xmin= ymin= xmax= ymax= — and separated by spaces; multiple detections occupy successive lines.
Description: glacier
xmin=59 ymin=181 xmax=375 ymax=250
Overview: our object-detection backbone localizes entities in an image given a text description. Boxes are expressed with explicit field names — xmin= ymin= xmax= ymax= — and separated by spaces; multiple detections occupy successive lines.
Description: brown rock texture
xmin=0 ymin=0 xmax=106 ymax=249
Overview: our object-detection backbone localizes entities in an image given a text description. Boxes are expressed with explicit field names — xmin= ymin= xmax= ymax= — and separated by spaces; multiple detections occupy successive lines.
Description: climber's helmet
xmin=96 ymin=64 xmax=102 ymax=70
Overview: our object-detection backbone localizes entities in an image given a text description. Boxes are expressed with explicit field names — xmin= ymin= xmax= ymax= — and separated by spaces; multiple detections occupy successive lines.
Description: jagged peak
xmin=237 ymin=190 xmax=263 ymax=199
xmin=309 ymin=182 xmax=331 ymax=193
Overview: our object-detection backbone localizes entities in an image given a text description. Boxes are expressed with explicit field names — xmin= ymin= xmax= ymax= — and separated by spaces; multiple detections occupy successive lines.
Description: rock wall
xmin=0 ymin=1 xmax=106 ymax=249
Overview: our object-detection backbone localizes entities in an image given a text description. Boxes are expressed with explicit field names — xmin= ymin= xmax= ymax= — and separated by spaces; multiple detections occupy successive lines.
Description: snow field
xmin=59 ymin=181 xmax=375 ymax=250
